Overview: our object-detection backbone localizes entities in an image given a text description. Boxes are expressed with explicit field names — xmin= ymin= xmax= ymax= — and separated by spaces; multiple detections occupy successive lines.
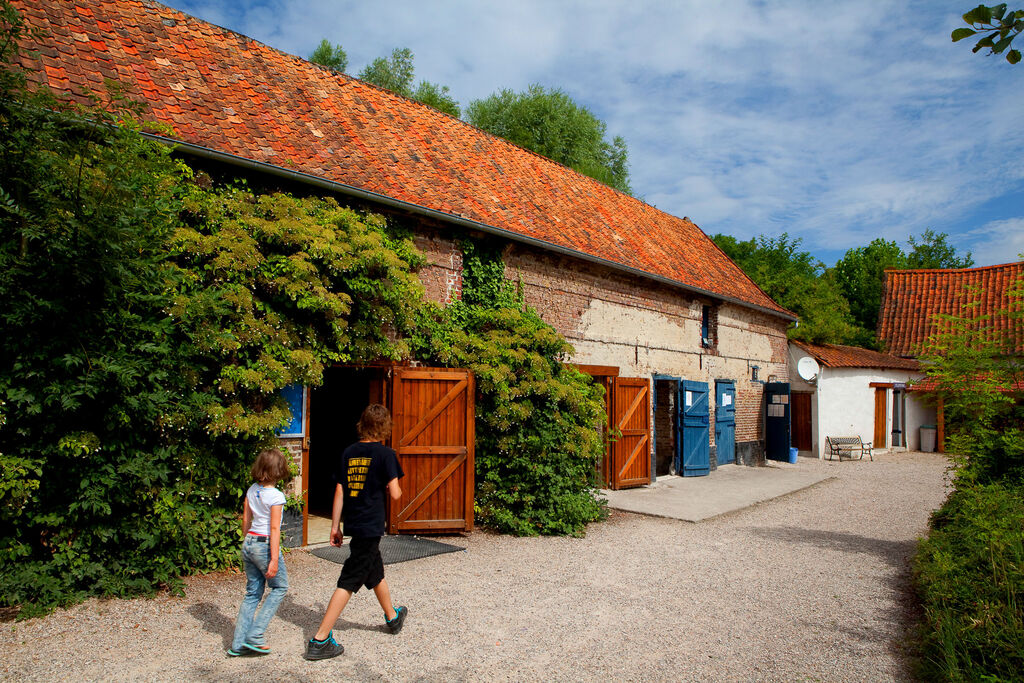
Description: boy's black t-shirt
xmin=334 ymin=441 xmax=404 ymax=538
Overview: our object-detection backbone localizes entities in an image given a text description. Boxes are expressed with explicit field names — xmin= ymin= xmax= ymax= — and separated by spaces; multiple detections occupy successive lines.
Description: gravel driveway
xmin=0 ymin=451 xmax=950 ymax=682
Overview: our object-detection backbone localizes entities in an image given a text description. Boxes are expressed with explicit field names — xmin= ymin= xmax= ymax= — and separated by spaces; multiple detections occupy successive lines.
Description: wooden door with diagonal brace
xmin=610 ymin=377 xmax=651 ymax=489
xmin=389 ymin=367 xmax=475 ymax=534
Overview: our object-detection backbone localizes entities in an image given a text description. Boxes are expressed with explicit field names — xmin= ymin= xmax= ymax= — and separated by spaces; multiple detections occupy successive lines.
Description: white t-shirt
xmin=246 ymin=483 xmax=286 ymax=536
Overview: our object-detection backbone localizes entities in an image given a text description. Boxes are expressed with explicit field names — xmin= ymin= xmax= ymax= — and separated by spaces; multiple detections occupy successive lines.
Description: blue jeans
xmin=231 ymin=535 xmax=288 ymax=651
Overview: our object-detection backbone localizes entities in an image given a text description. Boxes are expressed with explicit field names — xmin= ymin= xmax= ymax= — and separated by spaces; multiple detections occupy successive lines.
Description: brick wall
xmin=376 ymin=221 xmax=790 ymax=471
xmin=412 ymin=232 xmax=462 ymax=305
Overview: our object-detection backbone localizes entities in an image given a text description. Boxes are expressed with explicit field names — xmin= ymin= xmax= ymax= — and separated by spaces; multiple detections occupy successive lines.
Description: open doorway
xmin=306 ymin=366 xmax=386 ymax=544
xmin=653 ymin=377 xmax=679 ymax=476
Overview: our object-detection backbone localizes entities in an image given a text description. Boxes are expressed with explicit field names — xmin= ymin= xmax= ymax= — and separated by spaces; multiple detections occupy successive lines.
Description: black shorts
xmin=337 ymin=536 xmax=385 ymax=593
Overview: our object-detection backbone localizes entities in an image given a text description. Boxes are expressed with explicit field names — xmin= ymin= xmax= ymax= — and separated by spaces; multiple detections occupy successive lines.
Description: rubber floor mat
xmin=310 ymin=535 xmax=465 ymax=565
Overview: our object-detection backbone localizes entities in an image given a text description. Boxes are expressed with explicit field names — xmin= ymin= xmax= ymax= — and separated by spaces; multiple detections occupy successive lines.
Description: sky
xmin=173 ymin=0 xmax=1024 ymax=268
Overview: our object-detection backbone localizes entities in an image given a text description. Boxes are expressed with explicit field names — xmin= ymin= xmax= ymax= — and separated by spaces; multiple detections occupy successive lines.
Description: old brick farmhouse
xmin=15 ymin=0 xmax=796 ymax=541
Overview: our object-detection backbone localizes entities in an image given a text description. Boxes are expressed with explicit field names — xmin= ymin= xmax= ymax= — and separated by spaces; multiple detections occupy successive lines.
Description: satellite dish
xmin=797 ymin=356 xmax=819 ymax=382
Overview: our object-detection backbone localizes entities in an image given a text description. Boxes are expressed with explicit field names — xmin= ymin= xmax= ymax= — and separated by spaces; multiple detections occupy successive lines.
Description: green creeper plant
xmin=413 ymin=240 xmax=607 ymax=536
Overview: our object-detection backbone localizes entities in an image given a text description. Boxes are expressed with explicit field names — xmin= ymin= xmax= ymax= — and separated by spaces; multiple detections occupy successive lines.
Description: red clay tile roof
xmin=878 ymin=262 xmax=1024 ymax=358
xmin=12 ymin=0 xmax=794 ymax=320
xmin=792 ymin=340 xmax=920 ymax=371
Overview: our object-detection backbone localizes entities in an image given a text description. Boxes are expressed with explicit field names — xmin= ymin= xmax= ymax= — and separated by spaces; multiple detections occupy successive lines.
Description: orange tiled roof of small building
xmin=792 ymin=340 xmax=920 ymax=371
xmin=12 ymin=0 xmax=793 ymax=319
xmin=878 ymin=262 xmax=1024 ymax=358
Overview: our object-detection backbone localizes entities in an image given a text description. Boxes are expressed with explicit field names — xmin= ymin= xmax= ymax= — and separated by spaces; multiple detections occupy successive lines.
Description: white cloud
xmin=963 ymin=218 xmax=1024 ymax=266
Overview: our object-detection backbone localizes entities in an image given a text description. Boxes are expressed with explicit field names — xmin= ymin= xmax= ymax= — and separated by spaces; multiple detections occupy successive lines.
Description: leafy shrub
xmin=912 ymin=481 xmax=1024 ymax=681
xmin=415 ymin=240 xmax=607 ymax=535
xmin=0 ymin=3 xmax=425 ymax=615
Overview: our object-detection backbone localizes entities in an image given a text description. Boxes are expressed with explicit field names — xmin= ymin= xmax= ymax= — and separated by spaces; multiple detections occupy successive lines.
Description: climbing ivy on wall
xmin=413 ymin=240 xmax=608 ymax=536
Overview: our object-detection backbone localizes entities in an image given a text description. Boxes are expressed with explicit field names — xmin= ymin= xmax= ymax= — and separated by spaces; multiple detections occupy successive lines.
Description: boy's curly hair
xmin=357 ymin=403 xmax=392 ymax=442
xmin=250 ymin=447 xmax=291 ymax=484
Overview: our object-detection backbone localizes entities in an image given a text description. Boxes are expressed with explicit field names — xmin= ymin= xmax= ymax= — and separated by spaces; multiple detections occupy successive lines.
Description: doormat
xmin=310 ymin=535 xmax=465 ymax=566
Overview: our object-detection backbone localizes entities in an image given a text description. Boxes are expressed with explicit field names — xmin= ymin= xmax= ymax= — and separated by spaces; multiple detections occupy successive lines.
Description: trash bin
xmin=919 ymin=425 xmax=936 ymax=453
xmin=788 ymin=446 xmax=799 ymax=464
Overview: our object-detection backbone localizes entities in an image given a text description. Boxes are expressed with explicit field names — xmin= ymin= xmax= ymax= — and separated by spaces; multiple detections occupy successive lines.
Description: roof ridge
xmin=884 ymin=261 xmax=1024 ymax=275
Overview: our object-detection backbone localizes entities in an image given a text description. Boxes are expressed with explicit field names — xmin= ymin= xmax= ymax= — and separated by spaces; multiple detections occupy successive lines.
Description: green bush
xmin=913 ymin=481 xmax=1024 ymax=681
xmin=415 ymin=240 xmax=607 ymax=536
xmin=0 ymin=2 xmax=425 ymax=615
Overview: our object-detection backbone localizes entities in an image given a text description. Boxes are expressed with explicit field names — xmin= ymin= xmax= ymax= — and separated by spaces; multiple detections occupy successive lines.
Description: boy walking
xmin=305 ymin=404 xmax=408 ymax=661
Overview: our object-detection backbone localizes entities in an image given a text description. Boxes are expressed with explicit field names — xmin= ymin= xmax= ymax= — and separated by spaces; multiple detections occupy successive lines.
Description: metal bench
xmin=825 ymin=436 xmax=873 ymax=461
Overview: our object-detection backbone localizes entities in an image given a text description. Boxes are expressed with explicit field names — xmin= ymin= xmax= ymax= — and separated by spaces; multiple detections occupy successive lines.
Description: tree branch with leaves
xmin=953 ymin=3 xmax=1023 ymax=64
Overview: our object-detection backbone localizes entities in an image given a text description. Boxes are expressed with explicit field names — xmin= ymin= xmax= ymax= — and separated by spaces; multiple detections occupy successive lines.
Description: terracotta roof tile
xmin=13 ymin=0 xmax=793 ymax=318
xmin=792 ymin=340 xmax=920 ymax=371
xmin=878 ymin=262 xmax=1024 ymax=357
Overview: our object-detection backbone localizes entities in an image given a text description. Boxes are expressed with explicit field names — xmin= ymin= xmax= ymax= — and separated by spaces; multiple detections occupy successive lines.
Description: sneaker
xmin=386 ymin=606 xmax=408 ymax=634
xmin=243 ymin=642 xmax=271 ymax=655
xmin=304 ymin=632 xmax=345 ymax=661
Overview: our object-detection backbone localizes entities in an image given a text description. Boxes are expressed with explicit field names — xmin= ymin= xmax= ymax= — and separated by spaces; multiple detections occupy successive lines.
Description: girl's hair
xmin=357 ymin=403 xmax=392 ymax=441
xmin=251 ymin=447 xmax=291 ymax=484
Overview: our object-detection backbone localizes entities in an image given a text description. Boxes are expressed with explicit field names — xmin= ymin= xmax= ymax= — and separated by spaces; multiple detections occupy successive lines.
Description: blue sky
xmin=173 ymin=0 xmax=1023 ymax=268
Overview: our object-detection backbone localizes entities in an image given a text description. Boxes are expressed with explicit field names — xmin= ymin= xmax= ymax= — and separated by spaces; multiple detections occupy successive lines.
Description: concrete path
xmin=602 ymin=458 xmax=835 ymax=521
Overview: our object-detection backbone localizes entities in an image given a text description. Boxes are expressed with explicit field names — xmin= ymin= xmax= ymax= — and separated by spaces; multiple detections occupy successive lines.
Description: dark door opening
xmin=653 ymin=377 xmax=679 ymax=476
xmin=306 ymin=366 xmax=385 ymax=542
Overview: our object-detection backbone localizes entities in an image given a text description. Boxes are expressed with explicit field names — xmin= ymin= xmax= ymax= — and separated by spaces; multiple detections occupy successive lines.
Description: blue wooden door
xmin=680 ymin=380 xmax=710 ymax=477
xmin=765 ymin=382 xmax=791 ymax=461
xmin=715 ymin=380 xmax=736 ymax=465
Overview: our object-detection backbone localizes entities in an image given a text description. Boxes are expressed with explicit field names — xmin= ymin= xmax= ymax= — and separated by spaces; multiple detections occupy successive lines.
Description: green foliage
xmin=0 ymin=4 xmax=427 ymax=615
xmin=911 ymin=274 xmax=1024 ymax=680
xmin=832 ymin=238 xmax=907 ymax=335
xmin=467 ymin=84 xmax=632 ymax=195
xmin=357 ymin=47 xmax=460 ymax=117
xmin=411 ymin=81 xmax=461 ymax=118
xmin=917 ymin=275 xmax=1024 ymax=485
xmin=359 ymin=47 xmax=416 ymax=95
xmin=906 ymin=229 xmax=975 ymax=270
xmin=310 ymin=39 xmax=348 ymax=72
xmin=912 ymin=482 xmax=1024 ymax=681
xmin=712 ymin=233 xmax=866 ymax=345
xmin=412 ymin=240 xmax=607 ymax=536
xmin=953 ymin=4 xmax=1024 ymax=64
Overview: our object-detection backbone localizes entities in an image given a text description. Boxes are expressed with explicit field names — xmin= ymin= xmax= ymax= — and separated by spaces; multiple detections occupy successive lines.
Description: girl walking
xmin=229 ymin=447 xmax=291 ymax=656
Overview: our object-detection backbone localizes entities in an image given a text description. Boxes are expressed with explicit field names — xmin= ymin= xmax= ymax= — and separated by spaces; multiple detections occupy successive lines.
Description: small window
xmin=701 ymin=305 xmax=711 ymax=347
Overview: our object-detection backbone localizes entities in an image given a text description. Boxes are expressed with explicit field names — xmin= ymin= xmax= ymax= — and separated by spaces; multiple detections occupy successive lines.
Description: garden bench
xmin=825 ymin=436 xmax=873 ymax=461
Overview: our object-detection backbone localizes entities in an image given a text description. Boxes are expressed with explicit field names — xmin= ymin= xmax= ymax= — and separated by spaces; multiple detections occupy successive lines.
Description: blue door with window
xmin=715 ymin=380 xmax=736 ymax=465
xmin=765 ymin=382 xmax=791 ymax=461
xmin=680 ymin=380 xmax=710 ymax=477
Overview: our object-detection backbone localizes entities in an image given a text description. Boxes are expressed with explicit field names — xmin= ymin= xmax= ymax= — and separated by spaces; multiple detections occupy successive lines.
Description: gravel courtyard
xmin=0 ymin=451 xmax=950 ymax=682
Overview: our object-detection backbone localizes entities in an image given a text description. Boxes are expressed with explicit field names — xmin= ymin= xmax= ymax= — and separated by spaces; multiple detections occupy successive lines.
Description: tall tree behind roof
xmin=467 ymin=84 xmax=632 ymax=196
xmin=358 ymin=47 xmax=460 ymax=118
xmin=309 ymin=38 xmax=348 ymax=72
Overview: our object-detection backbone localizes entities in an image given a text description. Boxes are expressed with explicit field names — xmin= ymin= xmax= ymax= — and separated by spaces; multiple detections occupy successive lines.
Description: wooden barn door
xmin=389 ymin=367 xmax=475 ymax=534
xmin=791 ymin=392 xmax=812 ymax=452
xmin=873 ymin=387 xmax=887 ymax=449
xmin=610 ymin=377 xmax=650 ymax=489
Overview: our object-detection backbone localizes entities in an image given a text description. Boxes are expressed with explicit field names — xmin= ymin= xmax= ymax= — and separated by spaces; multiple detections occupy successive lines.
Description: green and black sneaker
xmin=304 ymin=632 xmax=345 ymax=661
xmin=386 ymin=606 xmax=408 ymax=634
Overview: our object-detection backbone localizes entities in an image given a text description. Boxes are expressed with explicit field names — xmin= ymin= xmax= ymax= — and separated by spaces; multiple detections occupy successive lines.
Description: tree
xmin=952 ymin=4 xmax=1023 ymax=64
xmin=357 ymin=47 xmax=460 ymax=117
xmin=832 ymin=239 xmax=908 ymax=333
xmin=309 ymin=39 xmax=347 ymax=72
xmin=466 ymin=84 xmax=632 ymax=195
xmin=713 ymin=234 xmax=867 ymax=345
xmin=907 ymin=229 xmax=975 ymax=269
